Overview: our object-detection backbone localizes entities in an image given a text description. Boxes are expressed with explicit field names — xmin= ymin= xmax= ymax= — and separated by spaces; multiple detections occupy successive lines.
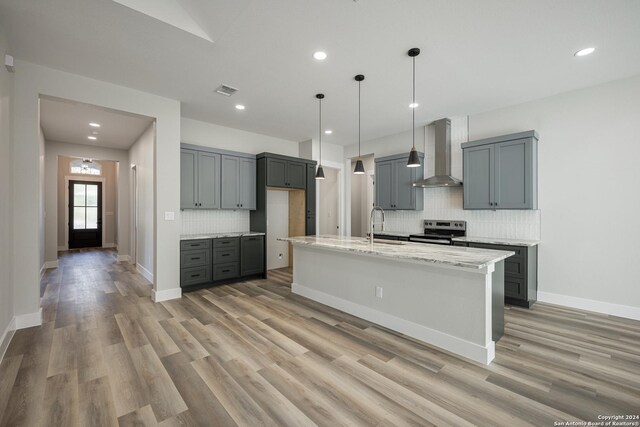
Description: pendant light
xmin=407 ymin=47 xmax=421 ymax=168
xmin=315 ymin=93 xmax=325 ymax=180
xmin=353 ymin=74 xmax=366 ymax=175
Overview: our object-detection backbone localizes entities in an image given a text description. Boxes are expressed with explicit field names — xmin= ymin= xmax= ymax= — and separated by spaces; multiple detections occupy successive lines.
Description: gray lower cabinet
xmin=375 ymin=153 xmax=424 ymax=210
xmin=180 ymin=149 xmax=221 ymax=209
xmin=221 ymin=155 xmax=257 ymax=210
xmin=180 ymin=236 xmax=265 ymax=290
xmin=462 ymin=130 xmax=538 ymax=210
xmin=266 ymin=157 xmax=306 ymax=189
xmin=453 ymin=241 xmax=538 ymax=307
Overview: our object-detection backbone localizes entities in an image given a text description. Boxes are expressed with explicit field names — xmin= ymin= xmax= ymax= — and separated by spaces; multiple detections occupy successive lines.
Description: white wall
xmin=44 ymin=141 xmax=130 ymax=264
xmin=469 ymin=75 xmax=640 ymax=311
xmin=129 ymin=123 xmax=155 ymax=280
xmin=13 ymin=60 xmax=180 ymax=316
xmin=0 ymin=24 xmax=15 ymax=346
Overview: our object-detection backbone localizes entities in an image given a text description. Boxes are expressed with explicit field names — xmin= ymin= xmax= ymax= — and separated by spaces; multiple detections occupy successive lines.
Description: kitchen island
xmin=279 ymin=235 xmax=514 ymax=364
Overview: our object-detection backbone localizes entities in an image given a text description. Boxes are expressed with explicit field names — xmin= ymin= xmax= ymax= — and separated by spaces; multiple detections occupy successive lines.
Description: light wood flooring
xmin=0 ymin=248 xmax=639 ymax=426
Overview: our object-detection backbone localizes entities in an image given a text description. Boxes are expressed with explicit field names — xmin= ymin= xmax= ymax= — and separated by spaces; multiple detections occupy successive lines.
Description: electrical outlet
xmin=375 ymin=286 xmax=383 ymax=298
xmin=278 ymin=253 xmax=283 ymax=259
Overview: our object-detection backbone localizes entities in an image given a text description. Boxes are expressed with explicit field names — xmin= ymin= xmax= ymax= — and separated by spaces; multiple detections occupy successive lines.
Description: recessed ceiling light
xmin=313 ymin=51 xmax=327 ymax=60
xmin=92 ymin=131 xmax=99 ymax=135
xmin=324 ymin=130 xmax=332 ymax=134
xmin=574 ymin=47 xmax=595 ymax=57
xmin=409 ymin=103 xmax=419 ymax=108
xmin=87 ymin=136 xmax=97 ymax=140
xmin=89 ymin=122 xmax=101 ymax=128
xmin=235 ymin=104 xmax=245 ymax=110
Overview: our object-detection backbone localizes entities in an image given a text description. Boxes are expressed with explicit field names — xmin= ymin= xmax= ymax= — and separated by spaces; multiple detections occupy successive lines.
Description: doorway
xmin=319 ymin=167 xmax=340 ymax=235
xmin=69 ymin=180 xmax=102 ymax=248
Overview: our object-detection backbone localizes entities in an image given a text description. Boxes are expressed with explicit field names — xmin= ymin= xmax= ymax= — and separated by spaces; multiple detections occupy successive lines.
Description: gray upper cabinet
xmin=181 ymin=144 xmax=256 ymax=210
xmin=198 ymin=152 xmax=221 ymax=209
xmin=375 ymin=153 xmax=424 ymax=210
xmin=221 ymin=154 xmax=257 ymax=210
xmin=462 ymin=131 xmax=538 ymax=210
xmin=180 ymin=148 xmax=220 ymax=209
xmin=266 ymin=158 xmax=306 ymax=189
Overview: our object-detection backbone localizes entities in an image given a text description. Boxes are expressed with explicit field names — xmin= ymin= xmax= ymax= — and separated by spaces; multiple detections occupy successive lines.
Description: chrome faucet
xmin=369 ymin=207 xmax=385 ymax=245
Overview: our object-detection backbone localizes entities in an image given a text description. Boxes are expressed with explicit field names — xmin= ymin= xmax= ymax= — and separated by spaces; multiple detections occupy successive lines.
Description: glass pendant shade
xmin=315 ymin=165 xmax=325 ymax=180
xmin=353 ymin=159 xmax=365 ymax=174
xmin=407 ymin=147 xmax=421 ymax=167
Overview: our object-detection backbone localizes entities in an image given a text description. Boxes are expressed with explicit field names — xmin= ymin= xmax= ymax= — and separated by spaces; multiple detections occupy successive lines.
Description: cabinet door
xmin=463 ymin=145 xmax=494 ymax=209
xmin=221 ymin=155 xmax=240 ymax=209
xmin=305 ymin=164 xmax=316 ymax=235
xmin=375 ymin=161 xmax=394 ymax=210
xmin=239 ymin=157 xmax=257 ymax=210
xmin=241 ymin=236 xmax=264 ymax=276
xmin=180 ymin=149 xmax=198 ymax=209
xmin=393 ymin=159 xmax=415 ymax=210
xmin=494 ymin=138 xmax=532 ymax=209
xmin=287 ymin=161 xmax=306 ymax=189
xmin=198 ymin=152 xmax=221 ymax=209
xmin=266 ymin=158 xmax=287 ymax=188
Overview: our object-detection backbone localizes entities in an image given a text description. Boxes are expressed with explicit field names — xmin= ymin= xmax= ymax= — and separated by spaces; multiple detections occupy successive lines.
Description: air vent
xmin=215 ymin=84 xmax=239 ymax=97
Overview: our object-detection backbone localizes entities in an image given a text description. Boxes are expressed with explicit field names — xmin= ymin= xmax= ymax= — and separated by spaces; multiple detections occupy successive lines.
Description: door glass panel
xmin=74 ymin=184 xmax=86 ymax=207
xmin=86 ymin=184 xmax=98 ymax=206
xmin=86 ymin=207 xmax=98 ymax=229
xmin=73 ymin=207 xmax=86 ymax=229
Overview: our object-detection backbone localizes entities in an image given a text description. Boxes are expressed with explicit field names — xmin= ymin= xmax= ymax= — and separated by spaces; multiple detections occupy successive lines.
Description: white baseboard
xmin=293 ymin=283 xmax=495 ymax=365
xmin=40 ymin=263 xmax=46 ymax=278
xmin=0 ymin=317 xmax=17 ymax=364
xmin=117 ymin=254 xmax=131 ymax=263
xmin=102 ymin=243 xmax=117 ymax=248
xmin=152 ymin=287 xmax=182 ymax=303
xmin=15 ymin=308 xmax=43 ymax=330
xmin=43 ymin=260 xmax=58 ymax=270
xmin=538 ymin=291 xmax=640 ymax=321
xmin=136 ymin=263 xmax=154 ymax=283
xmin=58 ymin=245 xmax=67 ymax=251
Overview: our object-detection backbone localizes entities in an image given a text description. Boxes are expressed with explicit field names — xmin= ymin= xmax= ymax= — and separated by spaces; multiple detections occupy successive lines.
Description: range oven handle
xmin=409 ymin=237 xmax=451 ymax=245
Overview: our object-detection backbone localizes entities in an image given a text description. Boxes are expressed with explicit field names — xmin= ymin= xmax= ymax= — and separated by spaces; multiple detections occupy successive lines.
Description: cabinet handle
xmin=222 ymin=269 xmax=230 ymax=273
xmin=222 ymin=254 xmax=230 ymax=257
xmin=192 ymin=257 xmax=201 ymax=260
xmin=190 ymin=273 xmax=200 ymax=278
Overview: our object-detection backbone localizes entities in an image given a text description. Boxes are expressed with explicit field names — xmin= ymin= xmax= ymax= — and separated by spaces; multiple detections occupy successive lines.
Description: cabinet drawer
xmin=180 ymin=239 xmax=211 ymax=251
xmin=505 ymin=276 xmax=526 ymax=300
xmin=213 ymin=247 xmax=239 ymax=263
xmin=213 ymin=262 xmax=239 ymax=281
xmin=213 ymin=237 xmax=240 ymax=249
xmin=180 ymin=249 xmax=210 ymax=268
xmin=180 ymin=266 xmax=211 ymax=288
xmin=505 ymin=258 xmax=525 ymax=278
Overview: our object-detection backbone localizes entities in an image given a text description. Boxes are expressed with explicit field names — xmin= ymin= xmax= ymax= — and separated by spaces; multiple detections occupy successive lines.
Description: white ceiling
xmin=2 ymin=0 xmax=640 ymax=146
xmin=40 ymin=97 xmax=154 ymax=150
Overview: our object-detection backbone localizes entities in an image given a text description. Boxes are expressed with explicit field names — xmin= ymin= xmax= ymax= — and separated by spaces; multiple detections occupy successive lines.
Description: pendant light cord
xmin=319 ymin=97 xmax=322 ymax=165
xmin=412 ymin=56 xmax=416 ymax=150
xmin=358 ymin=80 xmax=361 ymax=157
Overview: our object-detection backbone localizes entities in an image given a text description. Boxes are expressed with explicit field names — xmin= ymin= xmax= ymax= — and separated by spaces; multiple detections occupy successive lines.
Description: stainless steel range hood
xmin=413 ymin=118 xmax=463 ymax=188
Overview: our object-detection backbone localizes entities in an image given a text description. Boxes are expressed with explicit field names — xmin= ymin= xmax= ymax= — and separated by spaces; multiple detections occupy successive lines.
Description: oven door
xmin=409 ymin=236 xmax=452 ymax=245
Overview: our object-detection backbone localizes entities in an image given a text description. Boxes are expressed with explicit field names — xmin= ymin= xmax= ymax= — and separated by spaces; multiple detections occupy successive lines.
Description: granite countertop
xmin=279 ymin=235 xmax=514 ymax=270
xmin=452 ymin=236 xmax=541 ymax=247
xmin=372 ymin=230 xmax=413 ymax=238
xmin=180 ymin=231 xmax=265 ymax=240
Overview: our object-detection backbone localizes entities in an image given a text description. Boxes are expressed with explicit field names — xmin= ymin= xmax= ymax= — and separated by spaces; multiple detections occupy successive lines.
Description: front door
xmin=69 ymin=180 xmax=102 ymax=249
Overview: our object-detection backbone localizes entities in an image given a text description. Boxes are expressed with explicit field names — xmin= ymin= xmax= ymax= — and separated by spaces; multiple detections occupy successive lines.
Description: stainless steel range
xmin=409 ymin=220 xmax=466 ymax=245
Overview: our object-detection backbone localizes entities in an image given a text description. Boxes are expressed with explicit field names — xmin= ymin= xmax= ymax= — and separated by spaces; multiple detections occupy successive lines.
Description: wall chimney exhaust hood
xmin=413 ymin=118 xmax=463 ymax=188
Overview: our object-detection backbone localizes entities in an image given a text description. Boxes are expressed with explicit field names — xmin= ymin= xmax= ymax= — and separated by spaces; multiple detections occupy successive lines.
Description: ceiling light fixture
xmin=409 ymin=103 xmax=419 ymax=108
xmin=574 ymin=47 xmax=595 ymax=57
xmin=88 ymin=136 xmax=97 ymax=140
xmin=407 ymin=48 xmax=421 ymax=168
xmin=324 ymin=130 xmax=332 ymax=135
xmin=89 ymin=122 xmax=101 ymax=128
xmin=315 ymin=93 xmax=325 ymax=180
xmin=313 ymin=51 xmax=327 ymax=60
xmin=354 ymin=74 xmax=365 ymax=175
xmin=235 ymin=104 xmax=245 ymax=110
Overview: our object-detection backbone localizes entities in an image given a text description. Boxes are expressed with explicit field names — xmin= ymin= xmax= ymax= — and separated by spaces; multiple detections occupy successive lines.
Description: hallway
xmin=1 ymin=250 xmax=639 ymax=426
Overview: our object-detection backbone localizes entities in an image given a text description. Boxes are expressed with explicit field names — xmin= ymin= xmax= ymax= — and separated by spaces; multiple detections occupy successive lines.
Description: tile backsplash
xmin=383 ymin=187 xmax=541 ymax=240
xmin=181 ymin=210 xmax=250 ymax=235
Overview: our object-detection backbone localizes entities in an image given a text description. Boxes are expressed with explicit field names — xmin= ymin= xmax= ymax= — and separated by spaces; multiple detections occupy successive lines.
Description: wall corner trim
xmin=152 ymin=287 xmax=182 ymax=303
xmin=15 ymin=308 xmax=43 ymax=330
xmin=537 ymin=291 xmax=640 ymax=321
xmin=136 ymin=263 xmax=154 ymax=283
xmin=0 ymin=317 xmax=17 ymax=364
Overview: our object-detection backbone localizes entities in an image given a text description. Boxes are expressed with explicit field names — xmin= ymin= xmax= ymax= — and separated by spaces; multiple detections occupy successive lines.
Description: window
xmin=72 ymin=183 xmax=99 ymax=230
xmin=70 ymin=159 xmax=101 ymax=175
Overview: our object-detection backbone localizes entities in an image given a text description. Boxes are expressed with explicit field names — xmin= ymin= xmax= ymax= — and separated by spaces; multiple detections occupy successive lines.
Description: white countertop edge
xmin=452 ymin=236 xmax=541 ymax=247
xmin=181 ymin=231 xmax=265 ymax=240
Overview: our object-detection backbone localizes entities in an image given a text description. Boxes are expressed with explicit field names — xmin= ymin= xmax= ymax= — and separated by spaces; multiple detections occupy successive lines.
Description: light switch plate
xmin=164 ymin=211 xmax=175 ymax=221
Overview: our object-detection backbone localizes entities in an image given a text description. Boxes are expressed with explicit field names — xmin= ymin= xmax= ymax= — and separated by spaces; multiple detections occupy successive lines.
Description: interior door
xmin=69 ymin=180 xmax=102 ymax=249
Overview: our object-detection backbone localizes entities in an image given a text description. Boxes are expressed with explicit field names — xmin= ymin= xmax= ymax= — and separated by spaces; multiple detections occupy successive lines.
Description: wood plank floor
xmin=1 ymin=248 xmax=639 ymax=426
